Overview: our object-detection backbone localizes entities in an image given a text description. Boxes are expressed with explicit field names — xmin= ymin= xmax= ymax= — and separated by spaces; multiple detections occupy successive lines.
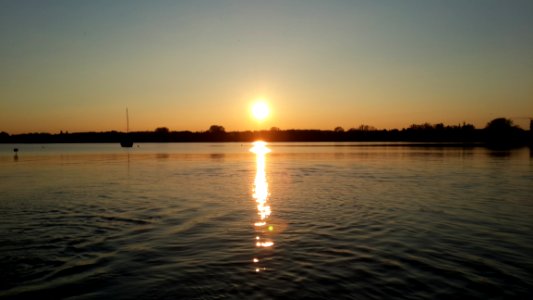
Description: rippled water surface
xmin=1 ymin=143 xmax=532 ymax=299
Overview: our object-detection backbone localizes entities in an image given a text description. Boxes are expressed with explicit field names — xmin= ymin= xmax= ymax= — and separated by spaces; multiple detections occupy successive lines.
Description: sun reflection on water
xmin=250 ymin=141 xmax=273 ymax=272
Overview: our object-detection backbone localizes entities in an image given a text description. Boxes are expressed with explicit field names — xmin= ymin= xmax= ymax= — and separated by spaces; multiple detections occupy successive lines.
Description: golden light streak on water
xmin=251 ymin=141 xmax=271 ymax=225
xmin=250 ymin=141 xmax=274 ymax=272
xmin=256 ymin=241 xmax=274 ymax=247
xmin=250 ymin=141 xmax=271 ymax=230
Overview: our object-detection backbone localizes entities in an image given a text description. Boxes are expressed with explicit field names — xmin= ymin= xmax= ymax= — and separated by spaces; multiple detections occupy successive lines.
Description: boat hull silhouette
xmin=120 ymin=139 xmax=133 ymax=148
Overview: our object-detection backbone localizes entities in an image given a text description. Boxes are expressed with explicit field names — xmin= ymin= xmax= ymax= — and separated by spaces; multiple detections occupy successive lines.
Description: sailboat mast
xmin=126 ymin=108 xmax=129 ymax=133
xmin=120 ymin=108 xmax=134 ymax=147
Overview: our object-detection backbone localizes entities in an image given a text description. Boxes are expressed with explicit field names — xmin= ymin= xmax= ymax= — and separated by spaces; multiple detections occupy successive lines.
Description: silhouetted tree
xmin=205 ymin=125 xmax=226 ymax=142
xmin=484 ymin=117 xmax=523 ymax=146
xmin=208 ymin=125 xmax=225 ymax=133
xmin=155 ymin=127 xmax=169 ymax=134
xmin=334 ymin=126 xmax=345 ymax=132
xmin=0 ymin=131 xmax=9 ymax=142
xmin=485 ymin=118 xmax=515 ymax=131
xmin=270 ymin=127 xmax=281 ymax=132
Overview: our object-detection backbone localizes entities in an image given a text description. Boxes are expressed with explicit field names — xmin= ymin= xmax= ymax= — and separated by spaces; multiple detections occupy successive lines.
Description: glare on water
xmin=250 ymin=141 xmax=273 ymax=272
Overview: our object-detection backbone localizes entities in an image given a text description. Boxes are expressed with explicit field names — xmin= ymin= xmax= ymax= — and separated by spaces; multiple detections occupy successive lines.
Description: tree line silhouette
xmin=1 ymin=118 xmax=531 ymax=147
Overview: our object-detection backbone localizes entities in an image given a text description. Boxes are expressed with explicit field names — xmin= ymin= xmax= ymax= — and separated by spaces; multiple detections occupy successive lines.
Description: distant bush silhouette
xmin=357 ymin=124 xmax=376 ymax=131
xmin=484 ymin=118 xmax=524 ymax=146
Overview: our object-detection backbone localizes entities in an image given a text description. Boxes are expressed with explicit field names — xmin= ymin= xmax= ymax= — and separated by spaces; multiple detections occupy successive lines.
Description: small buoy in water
xmin=13 ymin=148 xmax=18 ymax=153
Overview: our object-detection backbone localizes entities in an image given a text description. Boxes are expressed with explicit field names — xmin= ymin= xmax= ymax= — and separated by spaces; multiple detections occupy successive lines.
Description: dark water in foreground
xmin=1 ymin=143 xmax=532 ymax=299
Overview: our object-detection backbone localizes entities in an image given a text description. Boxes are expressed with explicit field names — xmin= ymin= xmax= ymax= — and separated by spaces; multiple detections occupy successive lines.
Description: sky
xmin=1 ymin=0 xmax=532 ymax=134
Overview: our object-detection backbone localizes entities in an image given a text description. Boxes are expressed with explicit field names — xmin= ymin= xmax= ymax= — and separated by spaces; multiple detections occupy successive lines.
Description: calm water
xmin=1 ymin=143 xmax=532 ymax=299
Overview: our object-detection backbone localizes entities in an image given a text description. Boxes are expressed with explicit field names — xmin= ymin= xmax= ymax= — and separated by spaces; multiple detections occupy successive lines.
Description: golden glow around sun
xmin=251 ymin=101 xmax=269 ymax=121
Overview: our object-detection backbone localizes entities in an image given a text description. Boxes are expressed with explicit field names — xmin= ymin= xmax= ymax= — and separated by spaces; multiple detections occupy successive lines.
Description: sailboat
xmin=120 ymin=108 xmax=134 ymax=148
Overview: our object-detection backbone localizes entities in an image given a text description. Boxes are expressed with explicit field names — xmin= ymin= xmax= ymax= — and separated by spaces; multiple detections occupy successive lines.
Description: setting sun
xmin=251 ymin=101 xmax=269 ymax=121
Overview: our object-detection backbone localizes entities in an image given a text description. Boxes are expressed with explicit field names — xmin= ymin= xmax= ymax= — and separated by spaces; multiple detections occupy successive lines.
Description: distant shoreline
xmin=2 ymin=119 xmax=532 ymax=147
xmin=1 ymin=141 xmax=489 ymax=146
xmin=1 ymin=130 xmax=531 ymax=149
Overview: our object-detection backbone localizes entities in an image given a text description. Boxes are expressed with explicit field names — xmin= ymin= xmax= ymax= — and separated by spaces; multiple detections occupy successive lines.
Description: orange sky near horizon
xmin=1 ymin=1 xmax=532 ymax=134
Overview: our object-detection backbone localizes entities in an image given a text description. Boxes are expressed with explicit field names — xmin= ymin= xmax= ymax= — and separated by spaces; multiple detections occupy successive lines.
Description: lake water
xmin=1 ymin=143 xmax=532 ymax=299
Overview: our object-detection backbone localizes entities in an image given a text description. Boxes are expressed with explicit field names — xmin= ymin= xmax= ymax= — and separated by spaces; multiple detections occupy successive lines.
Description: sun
xmin=251 ymin=101 xmax=270 ymax=121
